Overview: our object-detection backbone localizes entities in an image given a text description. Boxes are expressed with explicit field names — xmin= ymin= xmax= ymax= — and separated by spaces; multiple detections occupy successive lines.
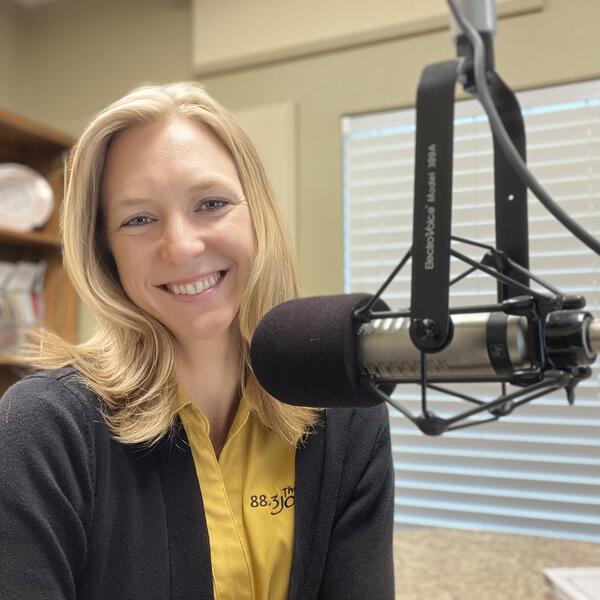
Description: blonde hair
xmin=30 ymin=82 xmax=320 ymax=446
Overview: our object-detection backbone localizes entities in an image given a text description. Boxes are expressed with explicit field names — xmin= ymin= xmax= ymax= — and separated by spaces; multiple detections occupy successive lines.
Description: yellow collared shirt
xmin=177 ymin=389 xmax=295 ymax=600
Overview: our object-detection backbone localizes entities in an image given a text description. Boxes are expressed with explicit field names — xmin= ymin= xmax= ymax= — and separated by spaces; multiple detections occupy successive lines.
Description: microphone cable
xmin=447 ymin=0 xmax=600 ymax=256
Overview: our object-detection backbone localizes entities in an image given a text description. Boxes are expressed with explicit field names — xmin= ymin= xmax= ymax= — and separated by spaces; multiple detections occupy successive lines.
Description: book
xmin=0 ymin=260 xmax=47 ymax=354
xmin=5 ymin=261 xmax=40 ymax=325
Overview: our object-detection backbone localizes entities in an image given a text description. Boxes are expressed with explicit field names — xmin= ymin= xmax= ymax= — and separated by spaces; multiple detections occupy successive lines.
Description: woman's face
xmin=101 ymin=116 xmax=256 ymax=345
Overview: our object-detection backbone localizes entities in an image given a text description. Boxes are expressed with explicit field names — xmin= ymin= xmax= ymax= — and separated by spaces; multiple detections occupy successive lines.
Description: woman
xmin=0 ymin=82 xmax=394 ymax=600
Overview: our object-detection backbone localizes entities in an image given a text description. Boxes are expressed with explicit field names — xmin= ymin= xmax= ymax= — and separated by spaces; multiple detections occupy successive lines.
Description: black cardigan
xmin=0 ymin=367 xmax=395 ymax=600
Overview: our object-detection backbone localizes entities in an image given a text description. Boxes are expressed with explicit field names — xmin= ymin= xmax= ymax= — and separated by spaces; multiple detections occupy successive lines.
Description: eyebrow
xmin=111 ymin=176 xmax=240 ymax=211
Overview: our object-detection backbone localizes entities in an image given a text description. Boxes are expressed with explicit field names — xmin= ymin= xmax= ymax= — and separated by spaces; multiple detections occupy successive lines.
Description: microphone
xmin=250 ymin=294 xmax=598 ymax=408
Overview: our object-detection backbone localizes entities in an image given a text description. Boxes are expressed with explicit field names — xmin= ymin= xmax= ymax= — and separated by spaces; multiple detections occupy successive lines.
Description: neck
xmin=175 ymin=329 xmax=242 ymax=426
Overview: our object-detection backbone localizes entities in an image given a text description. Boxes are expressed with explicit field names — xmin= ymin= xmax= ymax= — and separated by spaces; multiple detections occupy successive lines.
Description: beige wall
xmin=2 ymin=0 xmax=600 ymax=338
xmin=191 ymin=0 xmax=542 ymax=75
xmin=0 ymin=0 xmax=23 ymax=111
xmin=17 ymin=0 xmax=193 ymax=136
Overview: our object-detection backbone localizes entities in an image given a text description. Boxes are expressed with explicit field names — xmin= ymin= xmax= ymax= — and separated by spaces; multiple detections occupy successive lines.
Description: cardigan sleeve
xmin=317 ymin=403 xmax=395 ymax=600
xmin=0 ymin=374 xmax=95 ymax=600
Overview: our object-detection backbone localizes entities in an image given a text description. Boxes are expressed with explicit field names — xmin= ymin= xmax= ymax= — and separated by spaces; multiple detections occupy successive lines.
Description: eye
xmin=198 ymin=198 xmax=229 ymax=211
xmin=122 ymin=215 xmax=155 ymax=227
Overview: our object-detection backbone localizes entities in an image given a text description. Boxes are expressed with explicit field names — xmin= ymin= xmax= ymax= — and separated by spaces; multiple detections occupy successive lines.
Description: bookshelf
xmin=0 ymin=107 xmax=77 ymax=394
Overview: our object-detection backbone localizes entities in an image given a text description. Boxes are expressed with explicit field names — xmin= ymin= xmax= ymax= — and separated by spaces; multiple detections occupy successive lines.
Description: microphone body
xmin=359 ymin=311 xmax=597 ymax=384
xmin=359 ymin=313 xmax=530 ymax=383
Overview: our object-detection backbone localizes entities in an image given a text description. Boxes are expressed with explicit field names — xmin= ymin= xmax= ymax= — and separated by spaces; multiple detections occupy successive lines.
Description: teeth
xmin=167 ymin=272 xmax=222 ymax=295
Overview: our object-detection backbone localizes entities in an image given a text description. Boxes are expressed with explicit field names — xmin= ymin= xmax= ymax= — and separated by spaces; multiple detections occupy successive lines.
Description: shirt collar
xmin=175 ymin=385 xmax=250 ymax=440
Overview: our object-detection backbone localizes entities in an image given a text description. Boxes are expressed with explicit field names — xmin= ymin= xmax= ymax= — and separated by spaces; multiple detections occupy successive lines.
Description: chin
xmin=173 ymin=313 xmax=237 ymax=343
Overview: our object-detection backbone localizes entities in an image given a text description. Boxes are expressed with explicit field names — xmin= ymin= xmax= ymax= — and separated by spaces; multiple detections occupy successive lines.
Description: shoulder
xmin=322 ymin=404 xmax=392 ymax=500
xmin=0 ymin=366 xmax=105 ymax=450
xmin=1 ymin=365 xmax=102 ymax=414
xmin=299 ymin=403 xmax=391 ymax=491
xmin=323 ymin=403 xmax=390 ymax=455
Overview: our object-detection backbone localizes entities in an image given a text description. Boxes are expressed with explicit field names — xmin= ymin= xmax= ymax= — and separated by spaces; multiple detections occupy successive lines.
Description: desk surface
xmin=394 ymin=528 xmax=600 ymax=600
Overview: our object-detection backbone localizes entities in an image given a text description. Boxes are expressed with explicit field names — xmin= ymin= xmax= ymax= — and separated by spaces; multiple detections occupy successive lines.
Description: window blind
xmin=342 ymin=79 xmax=600 ymax=542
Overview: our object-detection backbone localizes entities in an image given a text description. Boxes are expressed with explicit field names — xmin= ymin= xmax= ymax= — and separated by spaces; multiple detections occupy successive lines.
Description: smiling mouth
xmin=159 ymin=270 xmax=227 ymax=296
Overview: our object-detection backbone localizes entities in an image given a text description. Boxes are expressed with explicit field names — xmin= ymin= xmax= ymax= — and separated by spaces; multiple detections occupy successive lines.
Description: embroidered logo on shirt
xmin=249 ymin=486 xmax=295 ymax=515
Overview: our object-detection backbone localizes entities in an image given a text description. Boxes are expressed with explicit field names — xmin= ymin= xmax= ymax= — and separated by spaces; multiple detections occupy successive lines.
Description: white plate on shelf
xmin=0 ymin=163 xmax=55 ymax=232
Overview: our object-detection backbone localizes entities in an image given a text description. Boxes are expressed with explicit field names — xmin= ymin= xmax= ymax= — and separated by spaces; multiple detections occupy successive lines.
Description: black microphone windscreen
xmin=250 ymin=293 xmax=394 ymax=408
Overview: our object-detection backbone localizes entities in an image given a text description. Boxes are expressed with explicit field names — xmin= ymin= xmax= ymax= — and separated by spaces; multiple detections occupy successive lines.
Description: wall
xmin=191 ymin=0 xmax=541 ymax=75
xmin=0 ymin=0 xmax=23 ymax=111
xmin=18 ymin=0 xmax=193 ymax=136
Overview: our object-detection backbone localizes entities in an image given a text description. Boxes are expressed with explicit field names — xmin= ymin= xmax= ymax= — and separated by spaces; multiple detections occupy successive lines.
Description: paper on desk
xmin=544 ymin=568 xmax=600 ymax=600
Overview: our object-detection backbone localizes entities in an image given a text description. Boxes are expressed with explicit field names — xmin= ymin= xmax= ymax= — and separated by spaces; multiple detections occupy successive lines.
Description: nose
xmin=159 ymin=214 xmax=206 ymax=265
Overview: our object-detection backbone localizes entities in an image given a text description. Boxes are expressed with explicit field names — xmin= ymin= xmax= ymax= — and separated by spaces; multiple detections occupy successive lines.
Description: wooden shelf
xmin=0 ymin=355 xmax=26 ymax=367
xmin=0 ymin=227 xmax=61 ymax=248
xmin=0 ymin=106 xmax=74 ymax=152
xmin=0 ymin=108 xmax=77 ymax=394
